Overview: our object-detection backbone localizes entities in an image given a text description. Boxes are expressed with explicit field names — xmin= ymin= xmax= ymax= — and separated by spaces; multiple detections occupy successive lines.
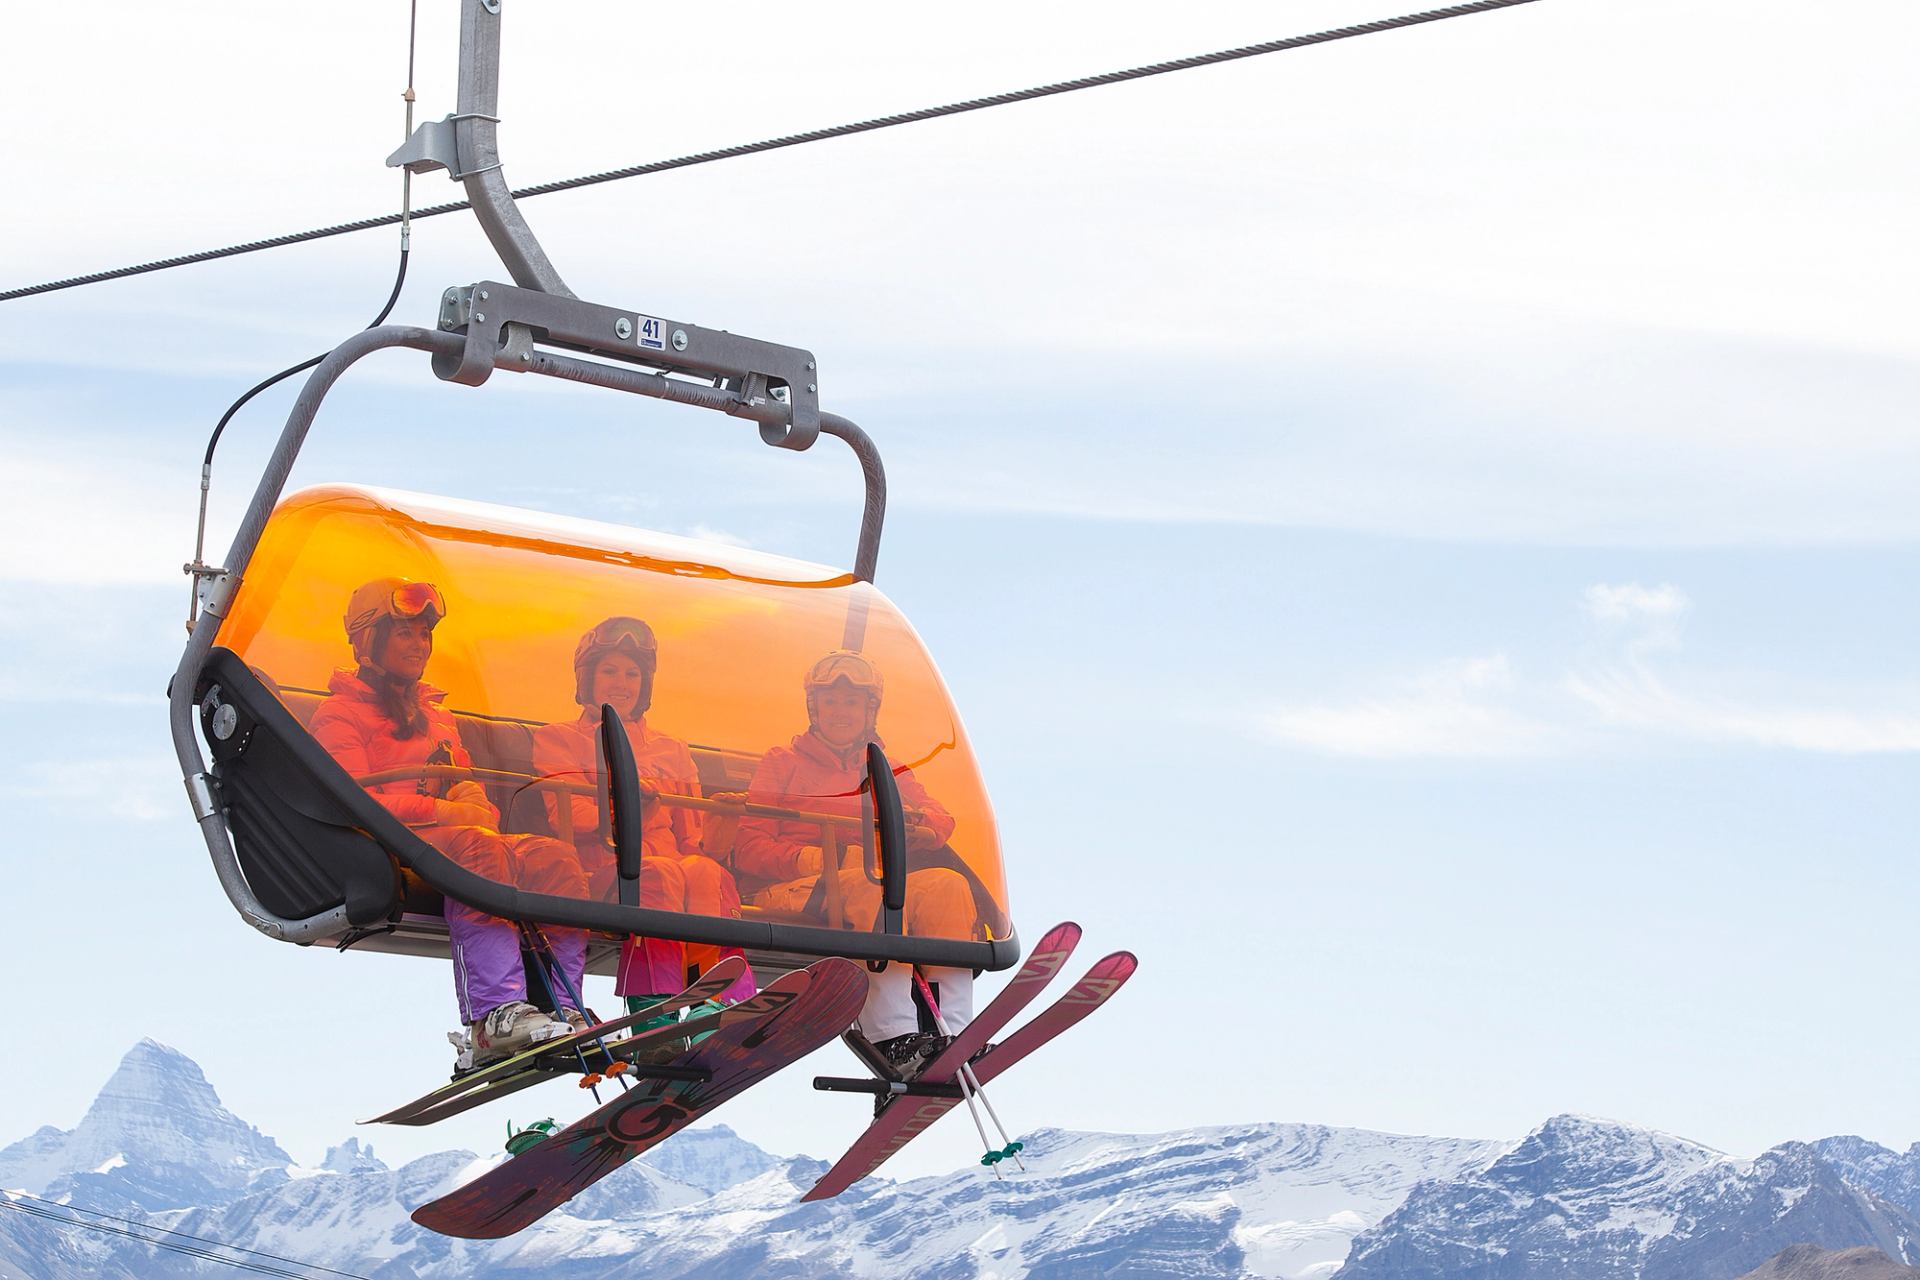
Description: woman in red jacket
xmin=532 ymin=617 xmax=755 ymax=1023
xmin=735 ymin=650 xmax=976 ymax=1075
xmin=309 ymin=579 xmax=591 ymax=1064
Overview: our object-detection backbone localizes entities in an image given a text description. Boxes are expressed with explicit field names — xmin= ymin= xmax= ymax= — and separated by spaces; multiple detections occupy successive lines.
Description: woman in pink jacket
xmin=309 ymin=579 xmax=591 ymax=1065
xmin=532 ymin=617 xmax=755 ymax=1023
xmin=735 ymin=650 xmax=976 ymax=1076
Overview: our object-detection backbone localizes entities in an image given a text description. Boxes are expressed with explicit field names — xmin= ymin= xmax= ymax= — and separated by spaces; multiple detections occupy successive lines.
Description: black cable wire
xmin=201 ymin=246 xmax=408 ymax=467
xmin=3 ymin=1190 xmax=373 ymax=1280
xmin=0 ymin=1195 xmax=368 ymax=1280
xmin=0 ymin=0 xmax=1546 ymax=304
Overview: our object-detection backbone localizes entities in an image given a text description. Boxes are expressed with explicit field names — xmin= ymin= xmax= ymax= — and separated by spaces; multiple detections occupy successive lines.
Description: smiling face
xmin=590 ymin=653 xmax=648 ymax=720
xmin=375 ymin=616 xmax=435 ymax=681
xmin=813 ymin=682 xmax=873 ymax=749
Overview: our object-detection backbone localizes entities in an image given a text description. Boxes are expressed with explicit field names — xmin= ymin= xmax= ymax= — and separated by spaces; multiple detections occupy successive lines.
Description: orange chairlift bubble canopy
xmin=213 ymin=483 xmax=1010 ymax=945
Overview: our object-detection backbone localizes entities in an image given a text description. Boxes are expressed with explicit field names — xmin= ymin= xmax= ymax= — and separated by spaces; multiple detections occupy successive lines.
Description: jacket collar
xmin=792 ymin=729 xmax=878 ymax=771
xmin=326 ymin=667 xmax=447 ymax=705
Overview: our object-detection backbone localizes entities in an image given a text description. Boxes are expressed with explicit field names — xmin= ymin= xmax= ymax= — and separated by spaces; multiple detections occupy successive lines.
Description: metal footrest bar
xmin=812 ymin=1075 xmax=966 ymax=1100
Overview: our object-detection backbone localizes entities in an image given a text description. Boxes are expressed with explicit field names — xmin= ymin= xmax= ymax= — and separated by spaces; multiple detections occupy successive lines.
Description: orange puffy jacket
xmin=307 ymin=669 xmax=494 ymax=828
xmin=734 ymin=731 xmax=954 ymax=886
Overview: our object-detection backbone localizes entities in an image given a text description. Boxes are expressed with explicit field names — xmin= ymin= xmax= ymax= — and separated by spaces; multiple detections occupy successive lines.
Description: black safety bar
xmin=601 ymin=705 xmax=645 ymax=907
xmin=867 ymin=742 xmax=907 ymax=936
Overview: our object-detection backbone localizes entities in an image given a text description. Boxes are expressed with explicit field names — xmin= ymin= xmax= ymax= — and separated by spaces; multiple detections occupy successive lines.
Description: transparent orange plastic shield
xmin=215 ymin=484 xmax=1010 ymax=943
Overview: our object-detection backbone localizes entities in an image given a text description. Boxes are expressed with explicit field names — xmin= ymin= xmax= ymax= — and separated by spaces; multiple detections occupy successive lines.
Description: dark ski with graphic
xmin=412 ymin=957 xmax=867 ymax=1239
xmin=364 ymin=956 xmax=752 ymax=1127
xmin=804 ymin=945 xmax=1136 ymax=1201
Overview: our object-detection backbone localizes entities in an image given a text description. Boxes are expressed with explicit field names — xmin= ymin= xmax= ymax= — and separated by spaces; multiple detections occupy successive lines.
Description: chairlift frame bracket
xmin=433 ymin=281 xmax=822 ymax=450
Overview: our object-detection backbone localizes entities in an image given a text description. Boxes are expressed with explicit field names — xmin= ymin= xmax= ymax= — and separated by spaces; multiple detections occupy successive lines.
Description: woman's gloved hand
xmin=434 ymin=798 xmax=496 ymax=829
xmin=445 ymin=780 xmax=489 ymax=807
xmin=793 ymin=845 xmax=826 ymax=878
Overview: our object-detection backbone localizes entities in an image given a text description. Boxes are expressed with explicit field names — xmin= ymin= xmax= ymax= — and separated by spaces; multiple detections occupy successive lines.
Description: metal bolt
xmin=671 ymin=329 xmax=689 ymax=351
xmin=443 ymin=288 xmax=458 ymax=302
xmin=806 ymin=361 xmax=815 ymax=371
xmin=479 ymin=289 xmax=490 ymax=301
xmin=439 ymin=317 xmax=455 ymax=330
xmin=473 ymin=313 xmax=485 ymax=323
xmin=807 ymin=383 xmax=817 ymax=393
xmin=614 ymin=317 xmax=634 ymax=340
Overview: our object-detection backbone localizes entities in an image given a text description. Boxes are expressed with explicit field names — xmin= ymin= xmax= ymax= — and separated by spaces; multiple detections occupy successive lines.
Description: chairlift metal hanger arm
xmin=387 ymin=0 xmax=573 ymax=297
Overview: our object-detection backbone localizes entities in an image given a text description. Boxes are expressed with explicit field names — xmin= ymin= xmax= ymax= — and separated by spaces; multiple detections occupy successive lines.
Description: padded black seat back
xmin=202 ymin=672 xmax=403 ymax=928
xmin=454 ymin=715 xmax=554 ymax=838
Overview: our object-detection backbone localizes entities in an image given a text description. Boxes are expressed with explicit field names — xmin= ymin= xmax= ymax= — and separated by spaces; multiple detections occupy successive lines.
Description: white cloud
xmin=1257 ymin=585 xmax=1920 ymax=759
xmin=1258 ymin=654 xmax=1565 ymax=759
xmin=680 ymin=523 xmax=752 ymax=549
xmin=0 ymin=441 xmax=187 ymax=587
xmin=1582 ymin=583 xmax=1689 ymax=623
xmin=1564 ymin=662 xmax=1920 ymax=755
xmin=2 ymin=758 xmax=178 ymax=823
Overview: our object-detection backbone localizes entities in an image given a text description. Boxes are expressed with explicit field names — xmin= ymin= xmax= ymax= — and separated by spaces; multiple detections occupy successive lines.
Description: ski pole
xmin=520 ymin=925 xmax=623 ymax=1097
xmin=529 ymin=923 xmax=642 ymax=1091
xmin=912 ymin=970 xmax=1025 ymax=1173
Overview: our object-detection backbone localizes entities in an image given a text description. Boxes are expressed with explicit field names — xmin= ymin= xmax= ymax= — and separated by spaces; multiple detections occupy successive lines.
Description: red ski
xmin=413 ymin=957 xmax=866 ymax=1239
xmin=908 ymin=920 xmax=1081 ymax=1075
xmin=803 ymin=946 xmax=1136 ymax=1201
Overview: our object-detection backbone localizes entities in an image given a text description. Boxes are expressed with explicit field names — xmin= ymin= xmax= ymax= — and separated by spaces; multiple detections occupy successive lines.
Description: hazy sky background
xmin=2 ymin=0 xmax=1917 ymax=1186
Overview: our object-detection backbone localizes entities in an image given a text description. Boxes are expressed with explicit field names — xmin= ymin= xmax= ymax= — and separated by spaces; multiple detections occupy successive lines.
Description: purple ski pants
xmin=427 ymin=825 xmax=590 ymax=1023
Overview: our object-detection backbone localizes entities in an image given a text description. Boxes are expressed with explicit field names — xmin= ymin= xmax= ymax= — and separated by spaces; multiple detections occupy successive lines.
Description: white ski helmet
xmin=804 ymin=650 xmax=883 ymax=738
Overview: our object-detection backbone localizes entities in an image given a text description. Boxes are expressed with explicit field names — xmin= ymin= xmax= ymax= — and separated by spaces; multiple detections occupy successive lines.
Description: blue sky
xmin=2 ymin=0 xmax=1917 ymax=1183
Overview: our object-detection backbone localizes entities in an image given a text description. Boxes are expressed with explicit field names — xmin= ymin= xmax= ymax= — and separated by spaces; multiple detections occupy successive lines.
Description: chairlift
xmin=167 ymin=0 xmax=1019 ymax=982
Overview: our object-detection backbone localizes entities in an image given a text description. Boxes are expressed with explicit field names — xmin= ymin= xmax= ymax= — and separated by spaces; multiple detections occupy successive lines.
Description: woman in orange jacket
xmin=532 ymin=617 xmax=755 ymax=1022
xmin=735 ymin=650 xmax=976 ymax=1075
xmin=309 ymin=579 xmax=591 ymax=1064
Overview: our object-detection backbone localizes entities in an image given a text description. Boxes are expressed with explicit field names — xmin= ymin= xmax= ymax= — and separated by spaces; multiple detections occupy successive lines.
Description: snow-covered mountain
xmin=0 ymin=1039 xmax=289 ymax=1216
xmin=1810 ymin=1136 xmax=1920 ymax=1219
xmin=1336 ymin=1116 xmax=1920 ymax=1280
xmin=4 ymin=1041 xmax=1919 ymax=1279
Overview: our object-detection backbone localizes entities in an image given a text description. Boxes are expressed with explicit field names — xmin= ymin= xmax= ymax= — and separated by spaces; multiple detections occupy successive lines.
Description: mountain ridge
xmin=5 ymin=1041 xmax=1919 ymax=1280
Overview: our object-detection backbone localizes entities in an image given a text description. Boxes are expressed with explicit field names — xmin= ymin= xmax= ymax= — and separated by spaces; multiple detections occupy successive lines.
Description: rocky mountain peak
xmin=0 ymin=1040 xmax=290 ymax=1213
xmin=1738 ymin=1244 xmax=1920 ymax=1279
xmin=1813 ymin=1136 xmax=1920 ymax=1219
xmin=319 ymin=1138 xmax=386 ymax=1175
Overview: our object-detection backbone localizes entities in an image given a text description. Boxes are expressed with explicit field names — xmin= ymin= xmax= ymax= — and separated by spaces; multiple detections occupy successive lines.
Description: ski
xmin=903 ymin=921 xmax=1081 ymax=1082
xmin=362 ymin=955 xmax=749 ymax=1127
xmin=802 ymin=948 xmax=1136 ymax=1201
xmin=396 ymin=977 xmax=797 ymax=1129
xmin=412 ymin=957 xmax=866 ymax=1239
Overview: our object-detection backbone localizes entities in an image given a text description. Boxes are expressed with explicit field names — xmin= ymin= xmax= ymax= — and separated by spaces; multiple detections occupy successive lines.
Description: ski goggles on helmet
xmin=574 ymin=616 xmax=657 ymax=670
xmin=805 ymin=650 xmax=883 ymax=699
xmin=586 ymin=617 xmax=657 ymax=655
xmin=345 ymin=579 xmax=445 ymax=635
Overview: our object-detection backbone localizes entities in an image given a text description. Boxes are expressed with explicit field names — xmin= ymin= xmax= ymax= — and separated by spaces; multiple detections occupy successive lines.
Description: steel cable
xmin=1 ymin=1192 xmax=371 ymax=1280
xmin=0 ymin=0 xmax=1546 ymax=303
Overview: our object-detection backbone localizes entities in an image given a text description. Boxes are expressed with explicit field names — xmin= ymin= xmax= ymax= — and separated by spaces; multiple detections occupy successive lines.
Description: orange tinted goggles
xmin=391 ymin=581 xmax=445 ymax=619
